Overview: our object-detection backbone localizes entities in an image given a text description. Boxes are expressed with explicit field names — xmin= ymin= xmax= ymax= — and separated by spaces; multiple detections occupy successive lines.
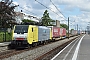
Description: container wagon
xmin=71 ymin=30 xmax=77 ymax=36
xmin=78 ymin=30 xmax=81 ymax=35
xmin=47 ymin=26 xmax=60 ymax=39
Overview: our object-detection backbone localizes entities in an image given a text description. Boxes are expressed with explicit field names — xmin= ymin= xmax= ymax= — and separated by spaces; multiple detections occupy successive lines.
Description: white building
xmin=15 ymin=12 xmax=24 ymax=24
xmin=15 ymin=12 xmax=40 ymax=24
xmin=23 ymin=13 xmax=40 ymax=22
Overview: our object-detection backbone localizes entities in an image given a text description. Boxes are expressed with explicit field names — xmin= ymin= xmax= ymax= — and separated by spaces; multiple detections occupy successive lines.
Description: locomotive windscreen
xmin=14 ymin=25 xmax=29 ymax=33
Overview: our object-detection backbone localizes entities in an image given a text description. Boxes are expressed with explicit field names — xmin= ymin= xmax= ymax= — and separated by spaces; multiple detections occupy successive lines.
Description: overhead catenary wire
xmin=12 ymin=2 xmax=38 ymax=16
xmin=35 ymin=0 xmax=63 ymax=18
xmin=50 ymin=0 xmax=66 ymax=19
xmin=18 ymin=6 xmax=38 ymax=16
xmin=12 ymin=2 xmax=41 ymax=22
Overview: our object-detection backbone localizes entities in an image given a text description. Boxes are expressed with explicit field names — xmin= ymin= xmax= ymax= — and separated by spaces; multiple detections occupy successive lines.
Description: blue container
xmin=38 ymin=26 xmax=50 ymax=41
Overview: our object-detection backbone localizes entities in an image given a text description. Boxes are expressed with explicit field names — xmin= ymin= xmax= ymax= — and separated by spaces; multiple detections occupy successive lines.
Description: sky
xmin=3 ymin=0 xmax=90 ymax=30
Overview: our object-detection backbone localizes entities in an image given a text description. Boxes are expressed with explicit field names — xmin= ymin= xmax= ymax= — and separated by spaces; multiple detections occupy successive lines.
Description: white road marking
xmin=72 ymin=35 xmax=85 ymax=60
xmin=63 ymin=37 xmax=79 ymax=60
xmin=51 ymin=37 xmax=78 ymax=60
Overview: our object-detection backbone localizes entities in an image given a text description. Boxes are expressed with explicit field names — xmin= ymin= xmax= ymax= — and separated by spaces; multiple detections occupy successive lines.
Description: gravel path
xmin=0 ymin=42 xmax=10 ymax=54
xmin=2 ymin=36 xmax=78 ymax=60
xmin=0 ymin=46 xmax=9 ymax=53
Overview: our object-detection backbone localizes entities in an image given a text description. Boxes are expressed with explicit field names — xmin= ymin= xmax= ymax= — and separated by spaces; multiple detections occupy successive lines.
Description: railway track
xmin=35 ymin=36 xmax=81 ymax=60
xmin=0 ymin=35 xmax=80 ymax=60
xmin=0 ymin=40 xmax=54 ymax=59
xmin=0 ymin=46 xmax=40 ymax=59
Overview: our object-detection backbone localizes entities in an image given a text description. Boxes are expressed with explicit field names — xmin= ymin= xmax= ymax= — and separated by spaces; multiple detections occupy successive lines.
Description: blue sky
xmin=5 ymin=0 xmax=90 ymax=30
xmin=59 ymin=5 xmax=81 ymax=17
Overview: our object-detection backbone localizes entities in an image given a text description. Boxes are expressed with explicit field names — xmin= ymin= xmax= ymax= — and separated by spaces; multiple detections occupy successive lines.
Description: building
xmin=24 ymin=14 xmax=39 ymax=22
xmin=15 ymin=12 xmax=40 ymax=24
xmin=15 ymin=12 xmax=24 ymax=24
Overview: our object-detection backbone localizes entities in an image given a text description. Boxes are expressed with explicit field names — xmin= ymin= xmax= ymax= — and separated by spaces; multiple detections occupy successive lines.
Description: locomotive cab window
xmin=14 ymin=25 xmax=29 ymax=33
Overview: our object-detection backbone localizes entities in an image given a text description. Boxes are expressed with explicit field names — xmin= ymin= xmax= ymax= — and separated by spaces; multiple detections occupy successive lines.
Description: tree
xmin=0 ymin=0 xmax=18 ymax=28
xmin=71 ymin=29 xmax=74 ymax=31
xmin=0 ymin=0 xmax=18 ymax=41
xmin=70 ymin=29 xmax=74 ymax=33
xmin=22 ymin=19 xmax=35 ymax=23
xmin=60 ymin=25 xmax=63 ymax=28
xmin=60 ymin=24 xmax=68 ymax=30
xmin=22 ymin=19 xmax=39 ymax=25
xmin=41 ymin=10 xmax=55 ymax=26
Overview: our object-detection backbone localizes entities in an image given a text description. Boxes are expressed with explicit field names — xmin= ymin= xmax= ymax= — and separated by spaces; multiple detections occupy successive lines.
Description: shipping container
xmin=71 ymin=30 xmax=77 ymax=35
xmin=48 ymin=26 xmax=60 ymax=38
xmin=60 ymin=28 xmax=66 ymax=37
xmin=38 ymin=26 xmax=50 ymax=41
xmin=78 ymin=30 xmax=81 ymax=35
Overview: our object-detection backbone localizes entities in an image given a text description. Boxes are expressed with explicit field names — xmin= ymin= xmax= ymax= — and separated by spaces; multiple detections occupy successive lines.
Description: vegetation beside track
xmin=0 ymin=32 xmax=12 ymax=42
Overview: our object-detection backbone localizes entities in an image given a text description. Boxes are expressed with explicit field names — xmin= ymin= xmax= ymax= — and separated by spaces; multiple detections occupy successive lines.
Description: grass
xmin=0 ymin=32 xmax=12 ymax=42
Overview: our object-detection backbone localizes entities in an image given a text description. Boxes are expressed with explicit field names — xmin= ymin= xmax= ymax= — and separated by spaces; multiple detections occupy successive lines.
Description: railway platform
xmin=51 ymin=34 xmax=90 ymax=60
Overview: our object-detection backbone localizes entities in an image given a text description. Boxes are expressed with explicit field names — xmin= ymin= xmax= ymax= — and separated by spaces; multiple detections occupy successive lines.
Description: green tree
xmin=0 ymin=0 xmax=18 ymax=41
xmin=71 ymin=29 xmax=74 ymax=31
xmin=22 ymin=19 xmax=35 ymax=23
xmin=22 ymin=19 xmax=38 ymax=25
xmin=60 ymin=25 xmax=63 ymax=28
xmin=70 ymin=29 xmax=74 ymax=33
xmin=60 ymin=24 xmax=68 ymax=30
xmin=41 ymin=10 xmax=55 ymax=26
xmin=0 ymin=0 xmax=17 ymax=28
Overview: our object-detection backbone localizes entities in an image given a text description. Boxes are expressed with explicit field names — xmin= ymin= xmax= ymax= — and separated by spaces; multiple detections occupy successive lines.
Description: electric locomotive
xmin=8 ymin=25 xmax=52 ymax=49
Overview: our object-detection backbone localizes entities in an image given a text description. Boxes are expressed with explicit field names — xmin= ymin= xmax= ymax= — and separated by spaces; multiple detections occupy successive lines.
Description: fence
xmin=0 ymin=32 xmax=12 ymax=42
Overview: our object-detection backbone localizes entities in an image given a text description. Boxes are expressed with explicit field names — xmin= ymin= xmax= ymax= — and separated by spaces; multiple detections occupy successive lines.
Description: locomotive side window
xmin=32 ymin=28 xmax=33 ymax=32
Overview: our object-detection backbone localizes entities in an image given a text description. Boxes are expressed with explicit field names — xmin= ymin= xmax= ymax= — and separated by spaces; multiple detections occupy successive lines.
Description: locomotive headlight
xmin=24 ymin=36 xmax=27 ymax=40
xmin=13 ymin=37 xmax=15 ymax=40
xmin=24 ymin=38 xmax=27 ymax=40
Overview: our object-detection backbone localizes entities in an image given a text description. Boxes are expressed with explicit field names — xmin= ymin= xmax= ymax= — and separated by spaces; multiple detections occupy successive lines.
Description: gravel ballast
xmin=2 ymin=36 xmax=78 ymax=60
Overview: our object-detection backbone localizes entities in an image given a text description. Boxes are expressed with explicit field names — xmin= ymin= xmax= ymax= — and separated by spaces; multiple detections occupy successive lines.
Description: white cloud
xmin=53 ymin=0 xmax=90 ymax=12
xmin=12 ymin=1 xmax=18 ymax=5
xmin=49 ymin=5 xmax=57 ymax=13
xmin=13 ymin=0 xmax=90 ymax=30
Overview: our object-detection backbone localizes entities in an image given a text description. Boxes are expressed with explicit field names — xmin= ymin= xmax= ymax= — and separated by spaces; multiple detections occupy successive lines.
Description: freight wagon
xmin=71 ymin=30 xmax=77 ymax=36
xmin=60 ymin=28 xmax=66 ymax=37
xmin=8 ymin=25 xmax=52 ymax=48
xmin=78 ymin=30 xmax=82 ymax=35
xmin=47 ymin=26 xmax=60 ymax=39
